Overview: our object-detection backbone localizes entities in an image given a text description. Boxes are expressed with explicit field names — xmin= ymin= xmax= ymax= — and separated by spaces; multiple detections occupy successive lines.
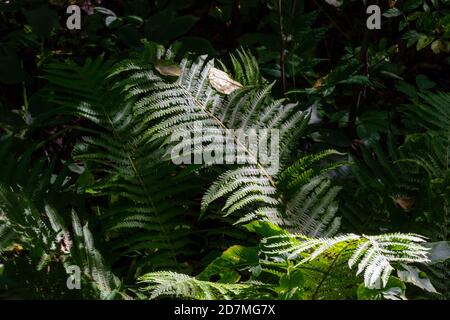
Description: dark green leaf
xmin=23 ymin=7 xmax=58 ymax=39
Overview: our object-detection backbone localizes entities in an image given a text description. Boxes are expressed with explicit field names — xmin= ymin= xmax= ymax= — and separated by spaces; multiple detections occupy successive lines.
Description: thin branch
xmin=278 ymin=0 xmax=287 ymax=92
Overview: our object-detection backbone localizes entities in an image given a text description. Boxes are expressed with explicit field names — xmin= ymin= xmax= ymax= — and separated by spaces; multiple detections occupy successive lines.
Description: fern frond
xmin=261 ymin=232 xmax=430 ymax=289
xmin=109 ymin=50 xmax=345 ymax=239
xmin=138 ymin=271 xmax=266 ymax=300
xmin=0 ymin=188 xmax=121 ymax=299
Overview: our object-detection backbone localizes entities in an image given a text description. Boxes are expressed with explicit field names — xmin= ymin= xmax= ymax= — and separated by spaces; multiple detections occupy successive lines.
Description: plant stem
xmin=278 ymin=0 xmax=287 ymax=93
xmin=21 ymin=60 xmax=28 ymax=113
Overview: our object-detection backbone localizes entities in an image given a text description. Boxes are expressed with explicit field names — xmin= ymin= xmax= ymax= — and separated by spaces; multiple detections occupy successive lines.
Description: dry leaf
xmin=208 ymin=67 xmax=242 ymax=95
xmin=14 ymin=244 xmax=23 ymax=254
xmin=313 ymin=74 xmax=330 ymax=89
xmin=325 ymin=0 xmax=343 ymax=8
xmin=59 ymin=232 xmax=73 ymax=254
xmin=389 ymin=0 xmax=397 ymax=8
xmin=394 ymin=197 xmax=416 ymax=212
xmin=155 ymin=60 xmax=182 ymax=77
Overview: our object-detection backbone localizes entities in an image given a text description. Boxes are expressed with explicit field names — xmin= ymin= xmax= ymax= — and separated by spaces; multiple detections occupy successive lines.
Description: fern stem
xmin=311 ymin=243 xmax=349 ymax=300
xmin=180 ymin=87 xmax=277 ymax=187
xmin=100 ymin=104 xmax=178 ymax=266
xmin=21 ymin=60 xmax=28 ymax=113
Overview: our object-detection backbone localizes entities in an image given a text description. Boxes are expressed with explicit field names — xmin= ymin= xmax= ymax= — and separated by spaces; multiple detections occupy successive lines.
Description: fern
xmin=106 ymin=50 xmax=436 ymax=300
xmin=403 ymin=92 xmax=450 ymax=297
xmin=0 ymin=187 xmax=122 ymax=299
xmin=261 ymin=232 xmax=429 ymax=289
xmin=110 ymin=48 xmax=343 ymax=238
xmin=339 ymin=92 xmax=449 ymax=297
xmin=1 ymin=48 xmax=438 ymax=300
xmin=44 ymin=51 xmax=202 ymax=273
xmin=139 ymin=271 xmax=268 ymax=300
xmin=139 ymin=221 xmax=432 ymax=300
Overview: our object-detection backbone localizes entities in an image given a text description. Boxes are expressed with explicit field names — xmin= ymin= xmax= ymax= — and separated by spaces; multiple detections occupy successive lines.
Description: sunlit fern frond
xmin=111 ymin=52 xmax=329 ymax=237
xmin=261 ymin=231 xmax=430 ymax=289
xmin=138 ymin=271 xmax=268 ymax=300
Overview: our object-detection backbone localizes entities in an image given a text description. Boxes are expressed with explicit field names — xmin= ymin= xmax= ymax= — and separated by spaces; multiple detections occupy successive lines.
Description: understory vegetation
xmin=0 ymin=0 xmax=449 ymax=300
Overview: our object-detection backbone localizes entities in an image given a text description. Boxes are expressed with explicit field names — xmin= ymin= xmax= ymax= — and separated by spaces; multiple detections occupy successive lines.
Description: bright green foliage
xmin=139 ymin=271 xmax=268 ymax=300
xmin=0 ymin=48 xmax=447 ymax=300
xmin=1 ymin=0 xmax=450 ymax=302
xmin=140 ymin=221 xmax=431 ymax=300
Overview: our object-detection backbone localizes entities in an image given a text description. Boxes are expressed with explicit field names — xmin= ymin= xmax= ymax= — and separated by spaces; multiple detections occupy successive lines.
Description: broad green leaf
xmin=416 ymin=35 xmax=434 ymax=50
xmin=397 ymin=265 xmax=437 ymax=293
xmin=145 ymin=10 xmax=198 ymax=44
xmin=0 ymin=54 xmax=28 ymax=84
xmin=395 ymin=81 xmax=417 ymax=97
xmin=383 ymin=8 xmax=402 ymax=18
xmin=279 ymin=270 xmax=304 ymax=289
xmin=357 ymin=277 xmax=406 ymax=300
xmin=0 ymin=111 xmax=26 ymax=129
xmin=244 ymin=221 xmax=288 ymax=238
xmin=415 ymin=74 xmax=436 ymax=90
xmin=403 ymin=0 xmax=423 ymax=12
xmin=23 ymin=6 xmax=58 ymax=39
xmin=177 ymin=36 xmax=217 ymax=56
xmin=198 ymin=246 xmax=259 ymax=283
xmin=94 ymin=7 xmax=117 ymax=16
xmin=278 ymin=270 xmax=304 ymax=299
xmin=425 ymin=241 xmax=450 ymax=264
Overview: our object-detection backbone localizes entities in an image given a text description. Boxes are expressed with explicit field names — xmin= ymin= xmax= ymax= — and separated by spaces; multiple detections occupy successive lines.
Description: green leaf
xmin=399 ymin=19 xmax=408 ymax=31
xmin=357 ymin=111 xmax=390 ymax=141
xmin=402 ymin=30 xmax=419 ymax=48
xmin=338 ymin=75 xmax=371 ymax=85
xmin=23 ymin=6 xmax=58 ymax=39
xmin=425 ymin=241 xmax=450 ymax=264
xmin=117 ymin=26 xmax=143 ymax=47
xmin=279 ymin=270 xmax=304 ymax=289
xmin=383 ymin=8 xmax=402 ymax=18
xmin=221 ymin=245 xmax=259 ymax=266
xmin=177 ymin=37 xmax=216 ymax=56
xmin=123 ymin=15 xmax=144 ymax=25
xmin=105 ymin=16 xmax=118 ymax=27
xmin=397 ymin=265 xmax=437 ymax=293
xmin=171 ymin=0 xmax=196 ymax=10
xmin=395 ymin=81 xmax=417 ymax=98
xmin=415 ymin=74 xmax=436 ymax=90
xmin=244 ymin=221 xmax=288 ymax=238
xmin=0 ymin=111 xmax=26 ymax=129
xmin=310 ymin=129 xmax=352 ymax=147
xmin=198 ymin=246 xmax=259 ymax=283
xmin=145 ymin=10 xmax=198 ymax=44
xmin=278 ymin=270 xmax=304 ymax=299
xmin=416 ymin=35 xmax=434 ymax=50
xmin=165 ymin=16 xmax=198 ymax=40
xmin=357 ymin=277 xmax=407 ymax=300
xmin=0 ymin=54 xmax=27 ymax=84
xmin=403 ymin=0 xmax=423 ymax=12
xmin=94 ymin=7 xmax=117 ymax=16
